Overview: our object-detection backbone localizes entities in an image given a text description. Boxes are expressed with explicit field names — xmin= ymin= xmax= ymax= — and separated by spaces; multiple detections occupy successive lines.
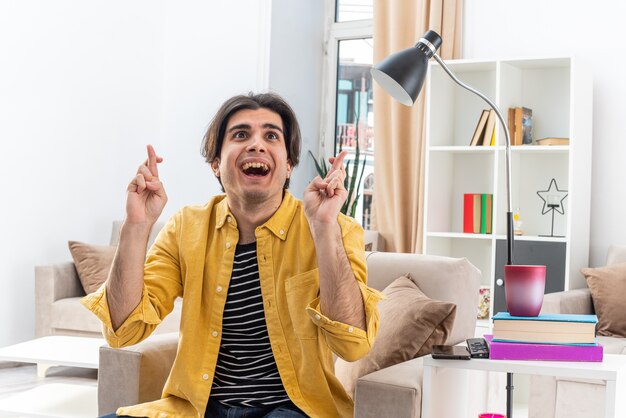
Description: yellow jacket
xmin=82 ymin=192 xmax=382 ymax=418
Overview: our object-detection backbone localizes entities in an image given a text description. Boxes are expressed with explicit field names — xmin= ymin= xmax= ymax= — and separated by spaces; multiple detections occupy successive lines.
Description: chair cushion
xmin=68 ymin=241 xmax=116 ymax=294
xmin=334 ymin=274 xmax=456 ymax=397
xmin=581 ymin=262 xmax=626 ymax=337
xmin=52 ymin=297 xmax=103 ymax=333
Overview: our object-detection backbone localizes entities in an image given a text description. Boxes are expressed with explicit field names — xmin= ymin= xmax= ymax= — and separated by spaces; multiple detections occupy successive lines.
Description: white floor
xmin=0 ymin=363 xmax=97 ymax=418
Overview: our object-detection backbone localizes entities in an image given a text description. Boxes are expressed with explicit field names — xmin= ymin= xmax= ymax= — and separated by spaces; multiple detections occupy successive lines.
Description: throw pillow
xmin=334 ymin=274 xmax=456 ymax=397
xmin=581 ymin=262 xmax=626 ymax=337
xmin=68 ymin=241 xmax=116 ymax=294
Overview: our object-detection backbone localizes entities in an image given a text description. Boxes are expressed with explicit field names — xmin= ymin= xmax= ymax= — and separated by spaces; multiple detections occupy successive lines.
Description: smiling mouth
xmin=241 ymin=162 xmax=270 ymax=177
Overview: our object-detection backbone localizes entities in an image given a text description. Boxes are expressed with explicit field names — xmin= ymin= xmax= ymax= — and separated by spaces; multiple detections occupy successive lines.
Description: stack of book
xmin=463 ymin=193 xmax=493 ymax=234
xmin=487 ymin=312 xmax=603 ymax=362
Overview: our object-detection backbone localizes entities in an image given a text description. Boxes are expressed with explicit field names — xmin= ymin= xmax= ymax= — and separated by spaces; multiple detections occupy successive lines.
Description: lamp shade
xmin=370 ymin=30 xmax=442 ymax=106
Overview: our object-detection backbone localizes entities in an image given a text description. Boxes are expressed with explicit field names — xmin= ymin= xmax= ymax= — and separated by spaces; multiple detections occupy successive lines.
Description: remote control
xmin=466 ymin=337 xmax=490 ymax=358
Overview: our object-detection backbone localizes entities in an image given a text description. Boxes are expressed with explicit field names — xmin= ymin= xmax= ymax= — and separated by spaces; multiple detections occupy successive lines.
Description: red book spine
xmin=463 ymin=193 xmax=474 ymax=233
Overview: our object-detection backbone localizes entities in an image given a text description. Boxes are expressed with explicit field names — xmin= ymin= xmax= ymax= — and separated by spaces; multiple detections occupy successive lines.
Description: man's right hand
xmin=107 ymin=145 xmax=166 ymax=331
xmin=126 ymin=145 xmax=167 ymax=225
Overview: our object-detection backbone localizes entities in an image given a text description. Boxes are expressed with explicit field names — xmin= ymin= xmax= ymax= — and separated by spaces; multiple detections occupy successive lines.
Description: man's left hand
xmin=304 ymin=150 xmax=348 ymax=226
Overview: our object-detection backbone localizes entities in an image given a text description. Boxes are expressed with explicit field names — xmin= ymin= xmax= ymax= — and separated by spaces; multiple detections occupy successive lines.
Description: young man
xmin=84 ymin=93 xmax=382 ymax=418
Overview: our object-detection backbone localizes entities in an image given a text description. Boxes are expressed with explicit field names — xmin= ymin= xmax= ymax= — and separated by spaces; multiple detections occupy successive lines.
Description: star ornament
xmin=537 ymin=178 xmax=568 ymax=215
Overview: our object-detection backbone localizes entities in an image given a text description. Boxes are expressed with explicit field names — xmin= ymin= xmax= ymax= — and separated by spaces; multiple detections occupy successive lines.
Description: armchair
xmin=98 ymin=251 xmax=480 ymax=417
xmin=528 ymin=245 xmax=626 ymax=418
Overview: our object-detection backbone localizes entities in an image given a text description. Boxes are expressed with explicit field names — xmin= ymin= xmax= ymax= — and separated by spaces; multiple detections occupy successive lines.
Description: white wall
xmin=158 ymin=1 xmax=269 ymax=218
xmin=268 ymin=0 xmax=325 ymax=197
xmin=0 ymin=0 xmax=269 ymax=346
xmin=463 ymin=0 xmax=626 ymax=267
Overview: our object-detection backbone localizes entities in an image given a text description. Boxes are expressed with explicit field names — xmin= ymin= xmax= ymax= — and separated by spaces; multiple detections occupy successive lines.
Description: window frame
xmin=319 ymin=0 xmax=373 ymax=163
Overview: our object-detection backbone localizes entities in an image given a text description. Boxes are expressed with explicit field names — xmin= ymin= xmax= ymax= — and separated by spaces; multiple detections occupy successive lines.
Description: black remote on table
xmin=466 ymin=338 xmax=490 ymax=358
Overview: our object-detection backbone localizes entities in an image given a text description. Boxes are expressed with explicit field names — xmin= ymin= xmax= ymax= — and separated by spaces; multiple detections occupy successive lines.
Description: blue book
xmin=492 ymin=312 xmax=597 ymax=345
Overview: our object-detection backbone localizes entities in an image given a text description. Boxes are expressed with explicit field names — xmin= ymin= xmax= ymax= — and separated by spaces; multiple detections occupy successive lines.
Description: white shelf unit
xmin=423 ymin=57 xmax=593 ymax=322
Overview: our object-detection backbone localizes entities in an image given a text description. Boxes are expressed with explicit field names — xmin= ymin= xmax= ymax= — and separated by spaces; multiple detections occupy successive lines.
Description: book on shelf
xmin=508 ymin=107 xmax=533 ymax=145
xmin=480 ymin=193 xmax=493 ymax=234
xmin=481 ymin=109 xmax=496 ymax=146
xmin=536 ymin=137 xmax=570 ymax=146
xmin=463 ymin=193 xmax=493 ymax=234
xmin=492 ymin=312 xmax=598 ymax=345
xmin=463 ymin=193 xmax=482 ymax=233
xmin=521 ymin=107 xmax=532 ymax=144
xmin=485 ymin=334 xmax=603 ymax=362
xmin=507 ymin=108 xmax=516 ymax=145
xmin=469 ymin=110 xmax=489 ymax=146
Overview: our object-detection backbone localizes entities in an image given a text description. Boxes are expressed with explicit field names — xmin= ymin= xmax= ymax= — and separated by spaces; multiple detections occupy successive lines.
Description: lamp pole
xmin=371 ymin=30 xmax=516 ymax=417
xmin=428 ymin=53 xmax=516 ymax=417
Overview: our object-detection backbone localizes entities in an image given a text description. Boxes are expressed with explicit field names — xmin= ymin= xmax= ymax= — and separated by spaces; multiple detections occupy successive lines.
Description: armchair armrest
xmin=98 ymin=332 xmax=179 ymax=416
xmin=354 ymin=357 xmax=424 ymax=418
xmin=35 ymin=262 xmax=84 ymax=337
xmin=540 ymin=288 xmax=594 ymax=315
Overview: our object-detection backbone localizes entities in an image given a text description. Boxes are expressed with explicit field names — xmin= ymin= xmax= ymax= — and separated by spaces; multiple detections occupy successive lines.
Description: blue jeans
xmin=98 ymin=399 xmax=308 ymax=418
xmin=205 ymin=399 xmax=308 ymax=418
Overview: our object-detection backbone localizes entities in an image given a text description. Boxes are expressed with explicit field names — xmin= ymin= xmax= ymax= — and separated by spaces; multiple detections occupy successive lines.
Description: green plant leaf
xmin=307 ymin=150 xmax=328 ymax=178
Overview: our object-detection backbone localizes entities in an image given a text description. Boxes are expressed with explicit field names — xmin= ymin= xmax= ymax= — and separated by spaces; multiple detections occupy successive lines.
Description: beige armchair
xmin=98 ymin=251 xmax=481 ymax=417
xmin=528 ymin=245 xmax=626 ymax=418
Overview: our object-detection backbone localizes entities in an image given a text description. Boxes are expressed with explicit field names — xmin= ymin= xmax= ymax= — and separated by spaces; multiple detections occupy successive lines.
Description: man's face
xmin=212 ymin=108 xmax=292 ymax=205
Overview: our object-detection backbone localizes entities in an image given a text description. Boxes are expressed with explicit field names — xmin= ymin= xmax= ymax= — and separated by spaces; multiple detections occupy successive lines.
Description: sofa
xmin=97 ymin=251 xmax=481 ymax=417
xmin=528 ymin=245 xmax=626 ymax=418
xmin=34 ymin=221 xmax=177 ymax=338
xmin=35 ymin=222 xmax=385 ymax=338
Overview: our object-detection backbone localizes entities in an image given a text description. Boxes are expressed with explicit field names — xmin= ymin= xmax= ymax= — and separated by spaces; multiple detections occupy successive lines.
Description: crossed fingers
xmin=322 ymin=150 xmax=347 ymax=197
xmin=128 ymin=145 xmax=163 ymax=194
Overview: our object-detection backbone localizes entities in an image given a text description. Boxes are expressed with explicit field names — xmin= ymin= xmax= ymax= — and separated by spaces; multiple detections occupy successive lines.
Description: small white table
xmin=0 ymin=336 xmax=104 ymax=418
xmin=0 ymin=336 xmax=104 ymax=377
xmin=422 ymin=354 xmax=626 ymax=418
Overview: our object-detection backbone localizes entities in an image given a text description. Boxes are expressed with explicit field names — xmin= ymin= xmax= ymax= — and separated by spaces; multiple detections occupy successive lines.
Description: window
xmin=336 ymin=0 xmax=373 ymax=22
xmin=321 ymin=0 xmax=373 ymax=229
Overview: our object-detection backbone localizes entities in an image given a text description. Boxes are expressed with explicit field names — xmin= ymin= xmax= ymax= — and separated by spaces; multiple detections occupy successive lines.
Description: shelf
xmin=494 ymin=234 xmax=567 ymax=243
xmin=508 ymin=145 xmax=569 ymax=154
xmin=423 ymin=56 xmax=592 ymax=323
xmin=429 ymin=145 xmax=569 ymax=154
xmin=426 ymin=232 xmax=567 ymax=244
xmin=426 ymin=232 xmax=494 ymax=240
xmin=429 ymin=146 xmax=496 ymax=154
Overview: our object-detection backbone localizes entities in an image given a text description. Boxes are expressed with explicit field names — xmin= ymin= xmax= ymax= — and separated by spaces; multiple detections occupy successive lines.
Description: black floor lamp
xmin=370 ymin=29 xmax=521 ymax=418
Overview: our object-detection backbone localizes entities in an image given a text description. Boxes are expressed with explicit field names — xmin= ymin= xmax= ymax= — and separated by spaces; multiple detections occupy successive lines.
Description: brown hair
xmin=201 ymin=92 xmax=301 ymax=189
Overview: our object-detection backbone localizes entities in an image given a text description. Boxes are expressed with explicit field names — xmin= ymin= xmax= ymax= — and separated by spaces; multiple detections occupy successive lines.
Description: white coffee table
xmin=0 ymin=336 xmax=104 ymax=377
xmin=0 ymin=336 xmax=105 ymax=418
xmin=421 ymin=354 xmax=626 ymax=418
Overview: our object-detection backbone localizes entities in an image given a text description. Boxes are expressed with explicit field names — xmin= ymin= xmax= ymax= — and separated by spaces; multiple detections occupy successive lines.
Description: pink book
xmin=485 ymin=335 xmax=603 ymax=362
